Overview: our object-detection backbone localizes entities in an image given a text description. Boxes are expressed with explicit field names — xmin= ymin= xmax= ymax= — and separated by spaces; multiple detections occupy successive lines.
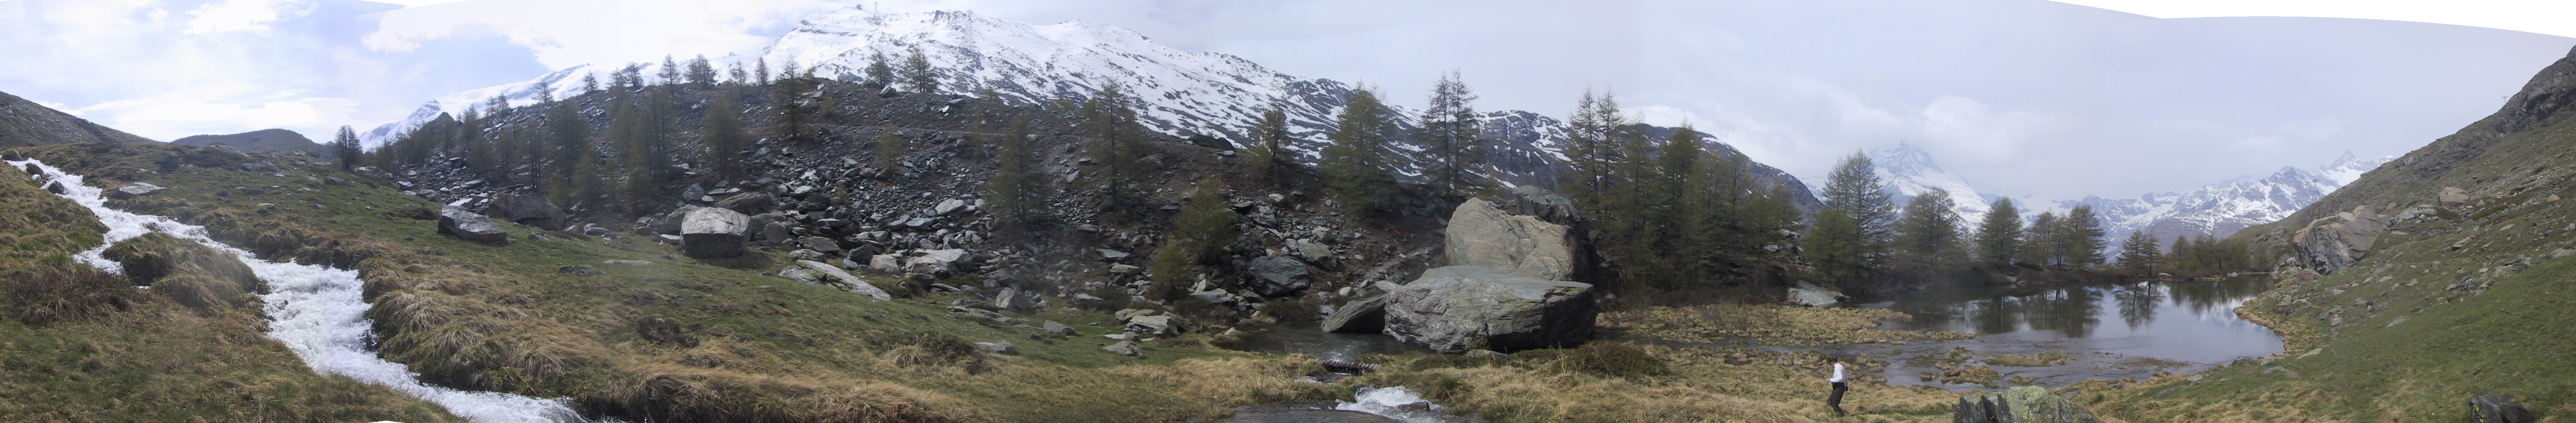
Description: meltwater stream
xmin=11 ymin=159 xmax=587 ymax=423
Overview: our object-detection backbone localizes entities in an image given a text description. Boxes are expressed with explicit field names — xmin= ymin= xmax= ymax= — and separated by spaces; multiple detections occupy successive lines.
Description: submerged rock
xmin=109 ymin=182 xmax=164 ymax=199
xmin=1382 ymin=266 xmax=1596 ymax=353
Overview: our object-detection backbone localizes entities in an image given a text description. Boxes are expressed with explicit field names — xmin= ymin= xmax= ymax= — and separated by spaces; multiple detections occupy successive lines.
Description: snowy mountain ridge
xmin=1857 ymin=143 xmax=2388 ymax=253
xmin=360 ymin=8 xmax=1818 ymax=208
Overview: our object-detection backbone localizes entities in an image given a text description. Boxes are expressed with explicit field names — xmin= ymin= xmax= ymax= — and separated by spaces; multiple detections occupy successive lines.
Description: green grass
xmin=2089 ymin=116 xmax=2576 ymax=423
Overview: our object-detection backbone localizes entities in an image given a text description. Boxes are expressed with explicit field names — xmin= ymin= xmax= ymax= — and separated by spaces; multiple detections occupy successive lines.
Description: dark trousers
xmin=1828 ymin=382 xmax=1848 ymax=414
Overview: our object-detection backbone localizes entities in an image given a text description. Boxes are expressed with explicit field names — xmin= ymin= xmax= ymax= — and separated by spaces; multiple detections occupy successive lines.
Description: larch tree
xmin=865 ymin=51 xmax=894 ymax=86
xmin=702 ymin=94 xmax=748 ymax=179
xmin=1083 ymin=84 xmax=1146 ymax=206
xmin=332 ymin=125 xmax=362 ymax=170
xmin=685 ymin=55 xmax=718 ymax=88
xmin=1321 ymin=87 xmax=1399 ymax=215
xmin=1894 ymin=190 xmax=1961 ymax=262
xmin=2060 ymin=204 xmax=2108 ymax=265
xmin=1974 ymin=198 xmax=2023 ymax=265
xmin=1820 ymin=151 xmax=1896 ymax=254
xmin=1418 ymin=70 xmax=1480 ymax=199
xmin=2118 ymin=231 xmax=2162 ymax=276
xmin=984 ymin=117 xmax=1047 ymax=233
xmin=1245 ymin=104 xmax=1295 ymax=182
xmin=658 ymin=55 xmax=681 ymax=85
xmin=901 ymin=47 xmax=938 ymax=93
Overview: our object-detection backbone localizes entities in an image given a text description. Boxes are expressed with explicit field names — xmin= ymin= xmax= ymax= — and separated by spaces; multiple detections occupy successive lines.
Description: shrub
xmin=8 ymin=255 xmax=144 ymax=325
xmin=1554 ymin=341 xmax=1667 ymax=378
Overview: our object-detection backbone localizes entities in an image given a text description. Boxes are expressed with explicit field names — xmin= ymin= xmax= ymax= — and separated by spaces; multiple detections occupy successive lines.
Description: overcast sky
xmin=3 ymin=0 xmax=2571 ymax=200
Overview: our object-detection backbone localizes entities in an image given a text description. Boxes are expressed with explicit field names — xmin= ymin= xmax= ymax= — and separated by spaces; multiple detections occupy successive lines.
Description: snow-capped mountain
xmin=2040 ymin=152 xmax=2392 ymax=251
xmin=1870 ymin=143 xmax=1993 ymax=223
xmin=362 ymin=8 xmax=1817 ymax=207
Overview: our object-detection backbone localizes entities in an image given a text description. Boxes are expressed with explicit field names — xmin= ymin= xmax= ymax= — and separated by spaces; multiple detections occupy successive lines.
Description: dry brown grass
xmin=1355 ymin=344 xmax=1960 ymax=423
xmin=1604 ymin=303 xmax=1972 ymax=345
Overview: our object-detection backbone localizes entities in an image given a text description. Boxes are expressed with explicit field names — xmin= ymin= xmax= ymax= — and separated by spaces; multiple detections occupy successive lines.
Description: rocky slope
xmin=2084 ymin=45 xmax=2576 ymax=422
xmin=0 ymin=90 xmax=154 ymax=148
xmin=170 ymin=128 xmax=329 ymax=154
xmin=364 ymin=9 xmax=1817 ymax=209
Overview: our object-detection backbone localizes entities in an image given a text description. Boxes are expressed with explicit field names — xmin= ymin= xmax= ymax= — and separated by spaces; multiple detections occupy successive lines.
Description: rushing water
xmin=1841 ymin=277 xmax=2283 ymax=388
xmin=12 ymin=159 xmax=589 ymax=423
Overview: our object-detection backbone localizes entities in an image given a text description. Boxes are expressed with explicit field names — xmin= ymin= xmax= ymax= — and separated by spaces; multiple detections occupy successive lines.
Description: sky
xmin=2 ymin=0 xmax=2571 ymax=201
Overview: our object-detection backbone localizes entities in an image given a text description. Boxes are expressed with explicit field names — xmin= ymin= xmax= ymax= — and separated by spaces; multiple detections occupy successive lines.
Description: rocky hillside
xmin=171 ymin=128 xmax=329 ymax=154
xmin=2083 ymin=45 xmax=2576 ymax=422
xmin=364 ymin=9 xmax=1817 ymax=209
xmin=0 ymin=90 xmax=153 ymax=148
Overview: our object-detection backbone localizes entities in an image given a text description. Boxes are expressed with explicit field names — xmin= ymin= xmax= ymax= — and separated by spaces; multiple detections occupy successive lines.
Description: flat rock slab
xmin=795 ymin=260 xmax=889 ymax=300
xmin=1320 ymin=295 xmax=1388 ymax=333
xmin=1383 ymin=266 xmax=1595 ymax=353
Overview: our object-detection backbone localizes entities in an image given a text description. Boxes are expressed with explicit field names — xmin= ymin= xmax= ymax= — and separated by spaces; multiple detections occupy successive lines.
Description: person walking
xmin=1826 ymin=356 xmax=1848 ymax=416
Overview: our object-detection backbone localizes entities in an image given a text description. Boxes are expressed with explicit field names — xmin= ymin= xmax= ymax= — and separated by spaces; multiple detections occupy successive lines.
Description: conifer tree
xmin=1804 ymin=209 xmax=1867 ymax=286
xmin=2022 ymin=212 xmax=2060 ymax=265
xmin=774 ymin=77 xmax=826 ymax=141
xmin=1148 ymin=177 xmax=1240 ymax=301
xmin=874 ymin=126 xmax=905 ymax=167
xmin=1245 ymin=104 xmax=1294 ymax=182
xmin=1894 ymin=190 xmax=1960 ymax=261
xmin=2167 ymin=234 xmax=2197 ymax=274
xmin=1560 ymin=90 xmax=1605 ymax=196
xmin=728 ymin=62 xmax=748 ymax=85
xmin=1419 ymin=70 xmax=1479 ymax=199
xmin=685 ymin=55 xmax=717 ymax=88
xmin=984 ymin=117 xmax=1046 ymax=232
xmin=754 ymin=58 xmax=771 ymax=85
xmin=1821 ymin=151 xmax=1896 ymax=254
xmin=582 ymin=73 xmax=599 ymax=92
xmin=658 ymin=55 xmax=681 ymax=85
xmin=2118 ymin=231 xmax=2162 ymax=276
xmin=865 ymin=51 xmax=894 ymax=85
xmin=702 ymin=94 xmax=747 ymax=179
xmin=1082 ymin=84 xmax=1146 ymax=206
xmin=780 ymin=58 xmax=801 ymax=81
xmin=901 ymin=47 xmax=938 ymax=93
xmin=1321 ymin=87 xmax=1399 ymax=214
xmin=332 ymin=125 xmax=362 ymax=170
xmin=1975 ymin=198 xmax=2023 ymax=264
xmin=2061 ymin=204 xmax=2108 ymax=265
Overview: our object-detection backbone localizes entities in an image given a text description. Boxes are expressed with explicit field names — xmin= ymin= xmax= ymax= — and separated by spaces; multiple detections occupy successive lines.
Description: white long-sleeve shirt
xmin=1828 ymin=363 xmax=1846 ymax=383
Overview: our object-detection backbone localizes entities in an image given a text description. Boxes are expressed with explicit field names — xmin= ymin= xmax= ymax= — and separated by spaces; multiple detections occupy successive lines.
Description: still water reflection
xmin=1866 ymin=276 xmax=2281 ymax=365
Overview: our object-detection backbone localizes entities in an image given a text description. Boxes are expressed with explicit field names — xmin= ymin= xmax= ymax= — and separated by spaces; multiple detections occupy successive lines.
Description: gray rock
xmin=1321 ymin=295 xmax=1388 ymax=333
xmin=557 ymin=265 xmax=604 ymax=276
xmin=651 ymin=205 xmax=702 ymax=235
xmin=1126 ymin=314 xmax=1186 ymax=336
xmin=43 ymin=181 xmax=65 ymax=195
xmin=604 ymin=260 xmax=651 ymax=265
xmin=798 ymin=236 xmax=842 ymax=253
xmin=1188 ymin=290 xmax=1238 ymax=305
xmin=483 ymin=194 xmax=566 ymax=230
xmin=2470 ymin=395 xmax=2538 ymax=423
xmin=973 ymin=342 xmax=1020 ymax=355
xmin=1245 ymin=256 xmax=1311 ymax=297
xmin=680 ymin=207 xmax=751 ymax=258
xmin=2292 ymin=204 xmax=2386 ymax=275
xmin=934 ymin=198 xmax=968 ymax=215
xmin=435 ymin=206 xmax=509 ymax=246
xmin=795 ymin=260 xmax=889 ymax=300
xmin=992 ymin=287 xmax=1031 ymax=311
xmin=1507 ymin=186 xmax=1579 ymax=225
xmin=235 ymin=160 xmax=279 ymax=173
xmin=1103 ymin=341 xmax=1144 ymax=358
xmin=1382 ymin=266 xmax=1596 ymax=353
xmin=905 ymin=248 xmax=970 ymax=275
xmin=1463 ymin=349 xmax=1509 ymax=359
xmin=869 ymin=254 xmax=904 ymax=273
xmin=2439 ymin=187 xmax=2471 ymax=205
xmin=1288 ymin=239 xmax=1338 ymax=270
xmin=1097 ymin=248 xmax=1130 ymax=260
xmin=109 ymin=182 xmax=164 ymax=199
xmin=778 ymin=266 xmax=823 ymax=284
xmin=786 ymin=249 xmax=828 ymax=261
xmin=714 ymin=192 xmax=777 ymax=214
xmin=1952 ymin=385 xmax=2101 ymax=423
xmin=1787 ymin=281 xmax=1846 ymax=307
xmin=1443 ymin=198 xmax=1578 ymax=281
xmin=1042 ymin=320 xmax=1077 ymax=335
xmin=762 ymin=221 xmax=794 ymax=244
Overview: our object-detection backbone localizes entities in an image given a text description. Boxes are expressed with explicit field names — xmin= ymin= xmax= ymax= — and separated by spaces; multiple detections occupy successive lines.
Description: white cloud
xmin=184 ymin=0 xmax=309 ymax=34
xmin=73 ymin=87 xmax=358 ymax=141
xmin=362 ymin=0 xmax=846 ymax=70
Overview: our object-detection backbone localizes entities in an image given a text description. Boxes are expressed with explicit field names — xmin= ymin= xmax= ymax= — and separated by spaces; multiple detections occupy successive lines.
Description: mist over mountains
xmin=1868 ymin=142 xmax=2391 ymax=251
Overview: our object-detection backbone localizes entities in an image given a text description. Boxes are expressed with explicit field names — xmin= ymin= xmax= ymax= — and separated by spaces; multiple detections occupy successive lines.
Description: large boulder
xmin=1787 ymin=281 xmax=1847 ymax=307
xmin=2290 ymin=204 xmax=2386 ymax=275
xmin=680 ymin=207 xmax=751 ymax=258
xmin=1382 ymin=266 xmax=1597 ymax=353
xmin=436 ymin=206 xmax=509 ymax=246
xmin=1245 ymin=255 xmax=1311 ymax=297
xmin=483 ymin=194 xmax=567 ymax=230
xmin=1320 ymin=294 xmax=1388 ymax=333
xmin=1952 ymin=386 xmax=2101 ymax=423
xmin=2469 ymin=395 xmax=2538 ymax=423
xmin=1444 ymin=198 xmax=1578 ymax=281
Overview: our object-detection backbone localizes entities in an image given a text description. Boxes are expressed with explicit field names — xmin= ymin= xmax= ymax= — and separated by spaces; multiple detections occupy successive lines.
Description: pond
xmin=1212 ymin=320 xmax=1432 ymax=362
xmin=1843 ymin=275 xmax=2284 ymax=389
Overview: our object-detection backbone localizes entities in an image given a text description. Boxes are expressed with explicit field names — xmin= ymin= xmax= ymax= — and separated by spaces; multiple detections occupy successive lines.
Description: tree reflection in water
xmin=2114 ymin=283 xmax=2165 ymax=329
